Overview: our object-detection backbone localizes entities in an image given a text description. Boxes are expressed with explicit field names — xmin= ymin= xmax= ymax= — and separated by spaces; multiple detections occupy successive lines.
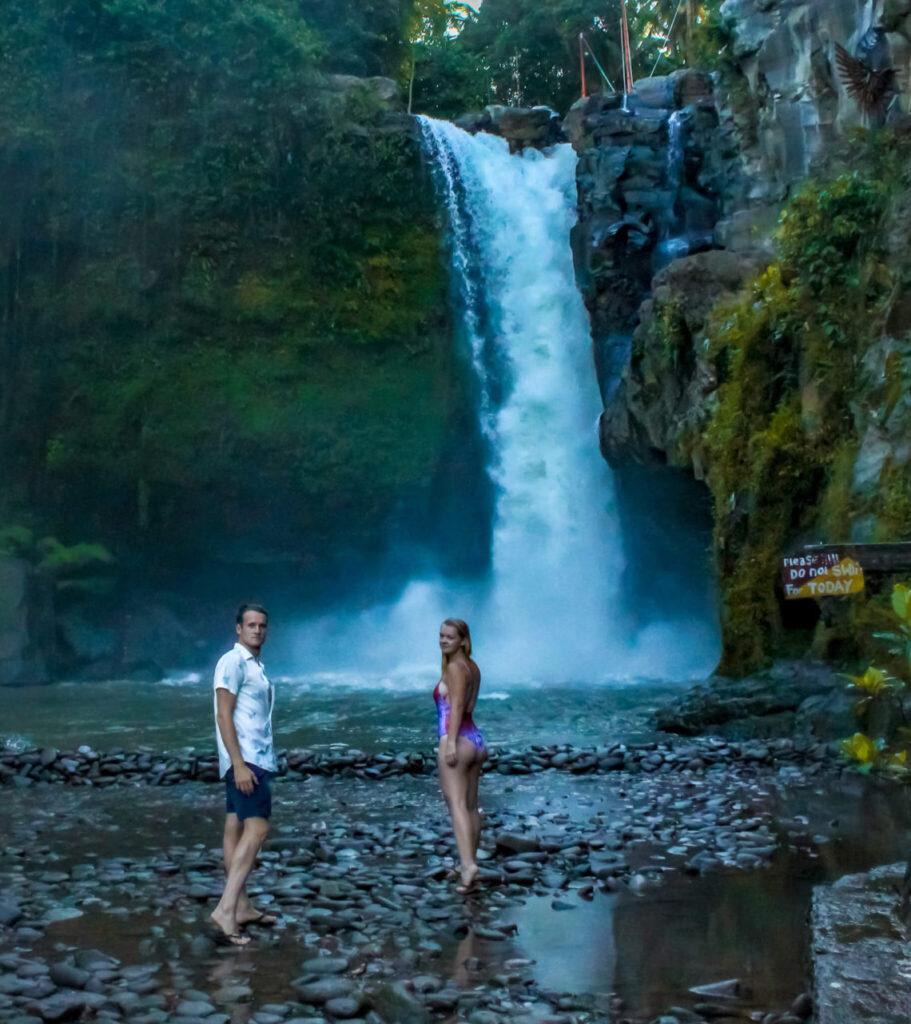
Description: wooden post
xmin=579 ymin=33 xmax=587 ymax=98
xmin=686 ymin=0 xmax=698 ymax=66
xmin=620 ymin=0 xmax=634 ymax=93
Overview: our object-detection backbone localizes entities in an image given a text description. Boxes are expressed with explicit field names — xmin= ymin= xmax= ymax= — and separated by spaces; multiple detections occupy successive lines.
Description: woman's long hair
xmin=440 ymin=618 xmax=472 ymax=674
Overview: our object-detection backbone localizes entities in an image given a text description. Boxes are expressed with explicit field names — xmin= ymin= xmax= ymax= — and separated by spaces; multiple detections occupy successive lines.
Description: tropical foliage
xmin=0 ymin=0 xmax=464 ymax=586
xmin=842 ymin=584 xmax=911 ymax=773
xmin=410 ymin=0 xmax=725 ymax=117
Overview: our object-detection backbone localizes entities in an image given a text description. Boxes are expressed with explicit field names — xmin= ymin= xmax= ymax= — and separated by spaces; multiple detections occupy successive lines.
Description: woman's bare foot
xmin=456 ymin=863 xmax=480 ymax=894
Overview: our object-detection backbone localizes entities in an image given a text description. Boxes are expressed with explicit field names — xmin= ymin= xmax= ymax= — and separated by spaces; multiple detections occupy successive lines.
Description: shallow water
xmin=4 ymin=685 xmax=911 ymax=1022
xmin=4 ymin=764 xmax=911 ymax=1021
xmin=1 ymin=677 xmax=681 ymax=754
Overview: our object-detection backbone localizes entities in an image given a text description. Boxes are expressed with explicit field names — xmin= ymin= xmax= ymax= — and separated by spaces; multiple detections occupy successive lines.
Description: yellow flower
xmin=847 ymin=667 xmax=890 ymax=695
xmin=841 ymin=733 xmax=877 ymax=764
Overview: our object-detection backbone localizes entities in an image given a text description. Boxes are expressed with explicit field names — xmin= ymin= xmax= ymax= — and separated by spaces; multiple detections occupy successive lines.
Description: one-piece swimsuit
xmin=434 ymin=679 xmax=485 ymax=750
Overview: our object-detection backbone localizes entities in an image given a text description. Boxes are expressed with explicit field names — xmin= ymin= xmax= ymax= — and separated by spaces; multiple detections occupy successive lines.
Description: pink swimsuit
xmin=434 ymin=680 xmax=486 ymax=750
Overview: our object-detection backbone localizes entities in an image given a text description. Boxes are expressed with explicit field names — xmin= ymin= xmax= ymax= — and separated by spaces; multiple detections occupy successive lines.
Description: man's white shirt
xmin=213 ymin=642 xmax=277 ymax=778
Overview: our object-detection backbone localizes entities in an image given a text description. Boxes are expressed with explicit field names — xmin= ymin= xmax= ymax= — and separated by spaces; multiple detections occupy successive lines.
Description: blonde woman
xmin=433 ymin=618 xmax=487 ymax=893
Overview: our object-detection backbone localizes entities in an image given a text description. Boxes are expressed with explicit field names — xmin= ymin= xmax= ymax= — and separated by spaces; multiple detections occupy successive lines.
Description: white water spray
xmin=288 ymin=119 xmax=718 ymax=685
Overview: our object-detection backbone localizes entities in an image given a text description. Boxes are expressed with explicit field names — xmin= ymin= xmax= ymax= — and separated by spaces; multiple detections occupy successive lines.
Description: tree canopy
xmin=411 ymin=0 xmax=699 ymax=117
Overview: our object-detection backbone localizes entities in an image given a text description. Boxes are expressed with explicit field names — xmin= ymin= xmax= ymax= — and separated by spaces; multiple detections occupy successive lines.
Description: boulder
xmin=654 ymin=659 xmax=844 ymax=737
xmin=463 ymin=105 xmax=566 ymax=151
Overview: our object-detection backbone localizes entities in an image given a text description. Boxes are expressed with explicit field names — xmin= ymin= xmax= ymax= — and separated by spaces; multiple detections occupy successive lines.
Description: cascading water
xmin=287 ymin=118 xmax=718 ymax=685
xmin=418 ymin=117 xmax=625 ymax=674
xmin=656 ymin=109 xmax=689 ymax=267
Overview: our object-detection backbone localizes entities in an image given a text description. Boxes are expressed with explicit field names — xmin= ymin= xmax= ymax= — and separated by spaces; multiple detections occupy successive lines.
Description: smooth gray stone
xmin=299 ymin=958 xmax=349 ymax=976
xmin=176 ymin=1000 xmax=216 ymax=1017
xmin=367 ymin=982 xmax=428 ymax=1024
xmin=28 ymin=991 xmax=107 ymax=1022
xmin=0 ymin=901 xmax=23 ymax=926
xmin=73 ymin=950 xmax=118 ymax=971
xmin=292 ymin=978 xmax=356 ymax=1005
xmin=47 ymin=964 xmax=89 ymax=990
xmin=213 ymin=985 xmax=253 ymax=1004
xmin=324 ymin=996 xmax=364 ymax=1019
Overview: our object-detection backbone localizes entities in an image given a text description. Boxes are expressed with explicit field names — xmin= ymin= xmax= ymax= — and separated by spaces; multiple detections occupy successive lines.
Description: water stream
xmin=285 ymin=119 xmax=718 ymax=686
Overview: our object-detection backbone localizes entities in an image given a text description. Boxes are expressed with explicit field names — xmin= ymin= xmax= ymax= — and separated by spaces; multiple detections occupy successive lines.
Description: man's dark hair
xmin=236 ymin=603 xmax=269 ymax=625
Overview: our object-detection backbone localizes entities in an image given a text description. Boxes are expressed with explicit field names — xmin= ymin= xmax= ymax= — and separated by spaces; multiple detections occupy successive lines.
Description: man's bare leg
xmin=222 ymin=813 xmax=262 ymax=925
xmin=211 ymin=816 xmax=269 ymax=938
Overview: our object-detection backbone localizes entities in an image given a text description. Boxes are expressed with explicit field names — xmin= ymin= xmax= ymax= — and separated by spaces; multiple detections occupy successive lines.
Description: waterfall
xmin=417 ymin=117 xmax=626 ymax=674
xmin=656 ymin=110 xmax=689 ymax=268
xmin=665 ymin=109 xmax=684 ymax=197
xmin=287 ymin=119 xmax=718 ymax=685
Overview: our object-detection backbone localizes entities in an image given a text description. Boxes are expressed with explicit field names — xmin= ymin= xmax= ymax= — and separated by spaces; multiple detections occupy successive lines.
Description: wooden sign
xmin=781 ymin=552 xmax=865 ymax=599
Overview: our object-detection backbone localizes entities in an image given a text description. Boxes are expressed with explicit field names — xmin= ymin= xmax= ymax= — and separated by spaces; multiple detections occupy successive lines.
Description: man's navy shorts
xmin=224 ymin=762 xmax=272 ymax=821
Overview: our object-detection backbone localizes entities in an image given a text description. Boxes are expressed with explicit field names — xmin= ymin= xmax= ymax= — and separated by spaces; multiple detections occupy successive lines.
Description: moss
xmin=877 ymin=461 xmax=911 ymax=539
xmin=695 ymin=132 xmax=911 ymax=673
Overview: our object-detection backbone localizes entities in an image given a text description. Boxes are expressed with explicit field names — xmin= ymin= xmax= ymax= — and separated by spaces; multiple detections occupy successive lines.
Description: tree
xmin=411 ymin=0 xmax=686 ymax=116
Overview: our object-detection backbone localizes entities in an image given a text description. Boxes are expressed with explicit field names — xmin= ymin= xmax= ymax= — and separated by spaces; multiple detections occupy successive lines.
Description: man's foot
xmin=456 ymin=863 xmax=480 ymax=895
xmin=209 ymin=909 xmax=250 ymax=946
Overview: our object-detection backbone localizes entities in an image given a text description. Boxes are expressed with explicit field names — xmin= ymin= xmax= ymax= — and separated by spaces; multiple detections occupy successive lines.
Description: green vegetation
xmin=0 ymin=0 xmax=461 ymax=582
xmin=410 ymin=0 xmax=726 ymax=117
xmin=842 ymin=584 xmax=911 ymax=774
xmin=0 ymin=526 xmax=116 ymax=598
xmin=695 ymin=131 xmax=911 ymax=672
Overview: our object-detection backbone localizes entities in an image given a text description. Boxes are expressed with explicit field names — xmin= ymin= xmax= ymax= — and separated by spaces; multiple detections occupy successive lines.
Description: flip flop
xmin=242 ymin=911 xmax=279 ymax=928
xmin=206 ymin=926 xmax=251 ymax=947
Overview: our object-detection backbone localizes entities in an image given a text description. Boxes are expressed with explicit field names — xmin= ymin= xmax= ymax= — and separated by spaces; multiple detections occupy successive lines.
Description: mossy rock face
xmin=607 ymin=125 xmax=911 ymax=674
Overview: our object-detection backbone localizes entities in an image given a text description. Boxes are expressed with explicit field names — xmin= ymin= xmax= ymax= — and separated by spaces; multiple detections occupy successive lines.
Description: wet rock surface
xmin=0 ymin=747 xmax=861 ymax=1024
xmin=812 ymin=862 xmax=911 ymax=1024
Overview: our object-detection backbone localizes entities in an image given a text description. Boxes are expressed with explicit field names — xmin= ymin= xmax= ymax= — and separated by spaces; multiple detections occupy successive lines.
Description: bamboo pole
xmin=686 ymin=0 xmax=698 ymax=66
xmin=579 ymin=33 xmax=587 ymax=98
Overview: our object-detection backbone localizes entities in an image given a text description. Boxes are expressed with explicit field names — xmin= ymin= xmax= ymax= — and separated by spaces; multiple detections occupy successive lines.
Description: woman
xmin=434 ymin=618 xmax=487 ymax=893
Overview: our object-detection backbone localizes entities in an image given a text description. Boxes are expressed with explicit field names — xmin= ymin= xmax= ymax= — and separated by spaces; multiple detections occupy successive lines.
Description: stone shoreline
xmin=0 ymin=735 xmax=841 ymax=787
xmin=1 ymin=761 xmax=824 ymax=1024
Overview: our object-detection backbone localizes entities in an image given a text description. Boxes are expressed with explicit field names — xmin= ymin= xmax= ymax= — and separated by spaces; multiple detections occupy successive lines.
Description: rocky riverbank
xmin=0 ymin=734 xmax=841 ymax=789
xmin=1 ymin=755 xmax=845 ymax=1024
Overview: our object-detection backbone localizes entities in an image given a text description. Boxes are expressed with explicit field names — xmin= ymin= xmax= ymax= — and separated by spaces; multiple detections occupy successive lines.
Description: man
xmin=209 ymin=603 xmax=278 ymax=945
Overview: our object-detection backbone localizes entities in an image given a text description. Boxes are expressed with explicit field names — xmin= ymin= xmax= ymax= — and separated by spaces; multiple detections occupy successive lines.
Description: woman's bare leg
xmin=438 ymin=737 xmax=480 ymax=888
xmin=466 ymin=755 xmax=485 ymax=860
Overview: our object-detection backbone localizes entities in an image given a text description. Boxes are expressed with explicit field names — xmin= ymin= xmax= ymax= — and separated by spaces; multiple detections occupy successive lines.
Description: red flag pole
xmin=579 ymin=33 xmax=587 ymax=98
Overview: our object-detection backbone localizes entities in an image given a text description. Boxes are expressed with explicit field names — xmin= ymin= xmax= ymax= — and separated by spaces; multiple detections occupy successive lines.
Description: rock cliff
xmin=571 ymin=0 xmax=911 ymax=670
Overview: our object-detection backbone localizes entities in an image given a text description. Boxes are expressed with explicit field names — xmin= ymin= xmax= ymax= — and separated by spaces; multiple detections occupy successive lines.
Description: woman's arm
xmin=215 ymin=689 xmax=257 ymax=794
xmin=444 ymin=663 xmax=468 ymax=766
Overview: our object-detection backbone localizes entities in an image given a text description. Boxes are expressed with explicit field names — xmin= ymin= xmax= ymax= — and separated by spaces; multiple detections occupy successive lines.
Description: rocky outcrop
xmin=599 ymin=248 xmax=766 ymax=469
xmin=654 ymin=659 xmax=855 ymax=739
xmin=712 ymin=0 xmax=911 ymax=242
xmin=566 ymin=71 xmax=722 ymax=395
xmin=455 ymin=105 xmax=566 ymax=151
xmin=590 ymin=0 xmax=911 ymax=467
